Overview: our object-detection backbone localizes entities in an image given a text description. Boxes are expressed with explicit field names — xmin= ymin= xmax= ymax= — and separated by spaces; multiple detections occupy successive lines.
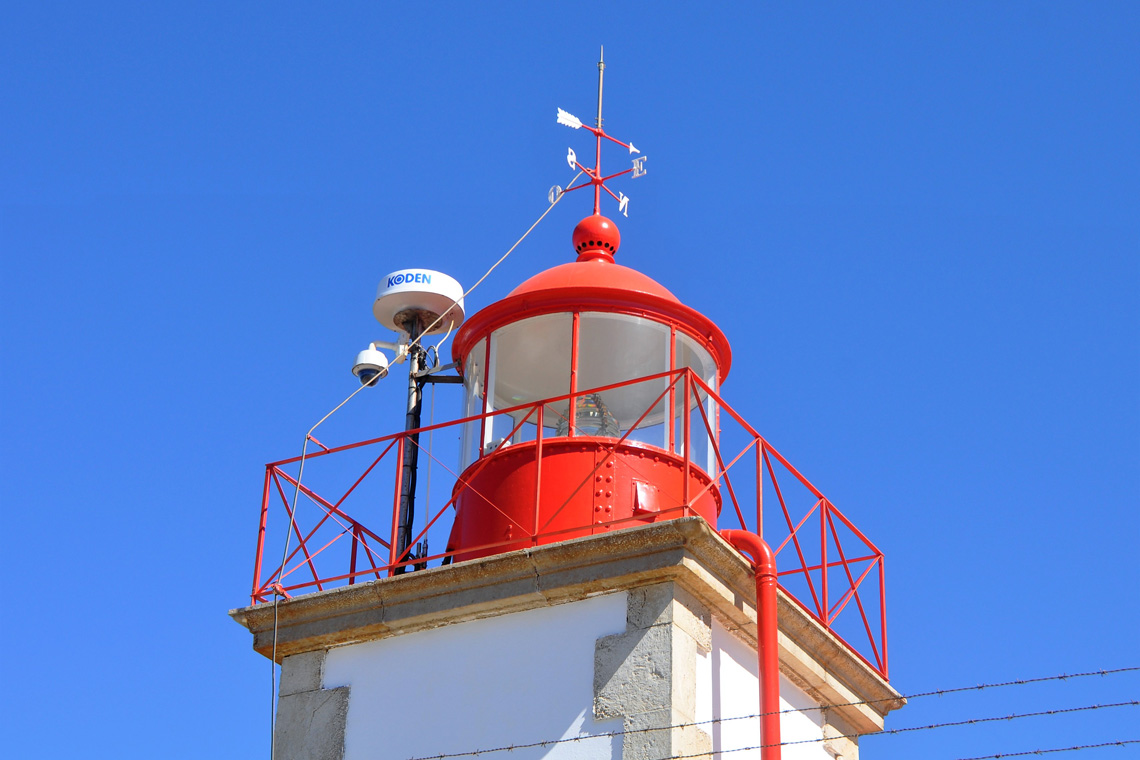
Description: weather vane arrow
xmin=552 ymin=47 xmax=647 ymax=218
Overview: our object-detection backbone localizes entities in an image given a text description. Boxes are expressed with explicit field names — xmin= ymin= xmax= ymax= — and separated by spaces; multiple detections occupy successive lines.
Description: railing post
xmin=879 ymin=555 xmax=888 ymax=678
xmin=821 ymin=501 xmax=829 ymax=624
xmin=349 ymin=523 xmax=359 ymax=585
xmin=756 ymin=440 xmax=764 ymax=538
xmin=533 ymin=405 xmax=543 ymax=546
xmin=668 ymin=330 xmax=676 ymax=452
xmin=682 ymin=370 xmax=691 ymax=508
xmin=252 ymin=466 xmax=272 ymax=604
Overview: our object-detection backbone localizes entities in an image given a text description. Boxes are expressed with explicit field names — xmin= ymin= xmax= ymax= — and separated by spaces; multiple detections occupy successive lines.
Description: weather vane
xmin=550 ymin=47 xmax=647 ymax=218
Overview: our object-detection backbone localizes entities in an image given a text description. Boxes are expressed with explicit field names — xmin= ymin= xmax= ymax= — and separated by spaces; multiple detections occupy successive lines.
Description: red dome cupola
xmin=572 ymin=213 xmax=621 ymax=261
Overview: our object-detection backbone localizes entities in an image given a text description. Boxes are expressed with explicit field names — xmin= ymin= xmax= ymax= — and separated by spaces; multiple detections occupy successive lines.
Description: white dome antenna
xmin=373 ymin=269 xmax=465 ymax=336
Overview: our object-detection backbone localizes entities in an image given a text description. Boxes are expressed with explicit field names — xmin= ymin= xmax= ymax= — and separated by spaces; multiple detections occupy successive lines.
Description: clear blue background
xmin=2 ymin=3 xmax=1137 ymax=758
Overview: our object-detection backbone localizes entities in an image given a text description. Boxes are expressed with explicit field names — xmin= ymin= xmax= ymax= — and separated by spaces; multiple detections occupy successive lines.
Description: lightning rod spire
xmin=596 ymin=46 xmax=605 ymax=129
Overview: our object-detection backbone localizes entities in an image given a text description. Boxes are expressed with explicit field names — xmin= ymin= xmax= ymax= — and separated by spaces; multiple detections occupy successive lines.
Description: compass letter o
xmin=566 ymin=147 xmax=577 ymax=170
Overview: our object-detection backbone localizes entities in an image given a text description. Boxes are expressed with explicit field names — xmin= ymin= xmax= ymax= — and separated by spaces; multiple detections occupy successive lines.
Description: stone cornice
xmin=231 ymin=517 xmax=903 ymax=733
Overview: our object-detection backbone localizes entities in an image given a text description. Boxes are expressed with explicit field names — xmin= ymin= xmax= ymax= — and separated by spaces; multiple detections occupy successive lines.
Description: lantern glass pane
xmin=674 ymin=332 xmax=718 ymax=473
xmin=486 ymin=313 xmax=572 ymax=451
xmin=575 ymin=313 xmax=671 ymax=446
xmin=460 ymin=338 xmax=487 ymax=470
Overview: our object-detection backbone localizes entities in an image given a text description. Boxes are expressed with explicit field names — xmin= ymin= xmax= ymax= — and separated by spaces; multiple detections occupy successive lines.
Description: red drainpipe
xmin=720 ymin=529 xmax=781 ymax=760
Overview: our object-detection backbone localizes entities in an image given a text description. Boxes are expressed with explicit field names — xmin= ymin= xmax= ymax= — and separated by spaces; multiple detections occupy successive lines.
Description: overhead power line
xmin=956 ymin=739 xmax=1140 ymax=760
xmin=898 ymin=667 xmax=1140 ymax=704
xmin=664 ymin=701 xmax=1138 ymax=760
xmin=404 ymin=681 xmax=1139 ymax=760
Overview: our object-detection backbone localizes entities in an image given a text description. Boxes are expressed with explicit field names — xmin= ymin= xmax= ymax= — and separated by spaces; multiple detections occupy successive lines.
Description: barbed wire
xmin=956 ymin=739 xmax=1140 ymax=760
xmin=869 ymin=666 xmax=1140 ymax=710
xmin=664 ymin=702 xmax=1138 ymax=760
xmin=403 ymin=668 xmax=1139 ymax=760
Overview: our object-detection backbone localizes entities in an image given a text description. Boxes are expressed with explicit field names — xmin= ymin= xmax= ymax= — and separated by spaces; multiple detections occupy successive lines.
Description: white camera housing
xmin=352 ymin=345 xmax=390 ymax=386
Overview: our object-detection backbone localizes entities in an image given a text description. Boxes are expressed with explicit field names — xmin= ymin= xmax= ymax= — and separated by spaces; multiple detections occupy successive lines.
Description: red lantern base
xmin=446 ymin=437 xmax=722 ymax=563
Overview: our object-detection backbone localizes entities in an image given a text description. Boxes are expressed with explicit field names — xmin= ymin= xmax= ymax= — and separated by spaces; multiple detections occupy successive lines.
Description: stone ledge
xmin=231 ymin=517 xmax=903 ymax=734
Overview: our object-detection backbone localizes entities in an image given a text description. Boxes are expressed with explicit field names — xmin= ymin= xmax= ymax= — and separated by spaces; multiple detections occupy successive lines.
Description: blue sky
xmin=2 ymin=3 xmax=1137 ymax=758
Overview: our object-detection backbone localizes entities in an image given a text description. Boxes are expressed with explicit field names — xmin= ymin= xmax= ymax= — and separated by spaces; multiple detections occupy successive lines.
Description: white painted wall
xmin=695 ymin=618 xmax=832 ymax=760
xmin=323 ymin=592 xmax=629 ymax=760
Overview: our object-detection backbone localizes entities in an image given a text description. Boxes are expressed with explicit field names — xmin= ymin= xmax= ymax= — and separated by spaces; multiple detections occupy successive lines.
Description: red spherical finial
xmin=573 ymin=215 xmax=621 ymax=262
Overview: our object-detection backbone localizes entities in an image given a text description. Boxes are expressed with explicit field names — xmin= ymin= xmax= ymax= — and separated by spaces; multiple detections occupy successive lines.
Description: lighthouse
xmin=232 ymin=56 xmax=904 ymax=760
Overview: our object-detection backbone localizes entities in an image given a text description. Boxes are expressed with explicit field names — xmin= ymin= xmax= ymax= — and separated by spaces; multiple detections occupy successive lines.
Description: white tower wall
xmin=325 ymin=593 xmax=627 ymax=760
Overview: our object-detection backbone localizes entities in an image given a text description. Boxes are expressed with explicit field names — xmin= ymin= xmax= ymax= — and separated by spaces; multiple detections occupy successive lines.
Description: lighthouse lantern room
xmin=448 ymin=212 xmax=730 ymax=562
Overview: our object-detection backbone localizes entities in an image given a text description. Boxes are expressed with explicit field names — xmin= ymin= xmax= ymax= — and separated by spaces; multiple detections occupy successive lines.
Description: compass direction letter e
xmin=632 ymin=156 xmax=647 ymax=178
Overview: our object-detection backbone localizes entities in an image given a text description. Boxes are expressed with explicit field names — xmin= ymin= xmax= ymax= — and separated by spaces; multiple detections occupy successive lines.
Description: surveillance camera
xmin=352 ymin=345 xmax=390 ymax=386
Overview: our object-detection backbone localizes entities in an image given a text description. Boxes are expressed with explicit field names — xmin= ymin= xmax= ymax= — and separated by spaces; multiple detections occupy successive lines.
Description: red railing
xmin=250 ymin=368 xmax=888 ymax=679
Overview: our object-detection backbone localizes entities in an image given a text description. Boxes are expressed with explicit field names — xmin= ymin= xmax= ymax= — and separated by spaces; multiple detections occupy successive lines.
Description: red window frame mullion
xmin=569 ymin=312 xmax=580 ymax=437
